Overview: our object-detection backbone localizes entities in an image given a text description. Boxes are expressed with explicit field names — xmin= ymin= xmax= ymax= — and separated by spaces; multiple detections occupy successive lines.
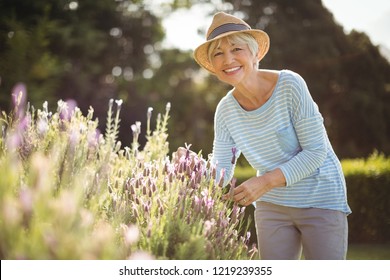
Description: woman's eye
xmin=214 ymin=52 xmax=222 ymax=57
xmin=233 ymin=48 xmax=242 ymax=52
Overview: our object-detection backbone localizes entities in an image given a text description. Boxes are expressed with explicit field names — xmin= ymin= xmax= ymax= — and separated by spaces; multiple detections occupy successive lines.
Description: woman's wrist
xmin=261 ymin=168 xmax=286 ymax=190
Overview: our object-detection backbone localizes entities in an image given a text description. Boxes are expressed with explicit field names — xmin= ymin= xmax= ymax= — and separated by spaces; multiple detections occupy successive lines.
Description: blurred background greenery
xmin=1 ymin=0 xmax=389 ymax=258
xmin=1 ymin=0 xmax=389 ymax=159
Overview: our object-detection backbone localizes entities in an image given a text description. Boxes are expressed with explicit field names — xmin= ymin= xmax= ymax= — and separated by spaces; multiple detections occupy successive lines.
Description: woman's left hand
xmin=230 ymin=176 xmax=269 ymax=206
xmin=225 ymin=169 xmax=286 ymax=206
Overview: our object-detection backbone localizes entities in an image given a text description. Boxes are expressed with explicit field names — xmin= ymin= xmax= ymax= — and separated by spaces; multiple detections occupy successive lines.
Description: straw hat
xmin=194 ymin=12 xmax=270 ymax=74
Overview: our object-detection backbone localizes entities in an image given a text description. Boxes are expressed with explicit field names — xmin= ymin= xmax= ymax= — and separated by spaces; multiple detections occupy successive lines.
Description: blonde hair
xmin=207 ymin=33 xmax=259 ymax=63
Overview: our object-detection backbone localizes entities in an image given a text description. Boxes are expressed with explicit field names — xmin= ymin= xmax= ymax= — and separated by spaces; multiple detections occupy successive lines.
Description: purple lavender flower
xmin=189 ymin=171 xmax=196 ymax=189
xmin=11 ymin=83 xmax=27 ymax=120
xmin=178 ymin=155 xmax=186 ymax=173
xmin=87 ymin=128 xmax=100 ymax=148
xmin=231 ymin=147 xmax=237 ymax=164
xmin=159 ymin=206 xmax=164 ymax=216
xmin=18 ymin=115 xmax=31 ymax=133
xmin=59 ymin=99 xmax=77 ymax=121
xmin=228 ymin=177 xmax=237 ymax=200
xmin=203 ymin=220 xmax=215 ymax=236
xmin=184 ymin=142 xmax=192 ymax=160
xmin=231 ymin=204 xmax=239 ymax=224
xmin=129 ymin=183 xmax=135 ymax=195
xmin=218 ymin=168 xmax=226 ymax=187
xmin=37 ymin=119 xmax=49 ymax=136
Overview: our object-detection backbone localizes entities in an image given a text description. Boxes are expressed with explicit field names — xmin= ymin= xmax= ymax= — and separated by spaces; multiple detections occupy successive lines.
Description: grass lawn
xmin=347 ymin=243 xmax=390 ymax=260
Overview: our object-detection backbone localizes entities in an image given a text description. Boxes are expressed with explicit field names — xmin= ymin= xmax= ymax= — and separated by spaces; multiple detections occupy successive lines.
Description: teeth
xmin=224 ymin=67 xmax=240 ymax=73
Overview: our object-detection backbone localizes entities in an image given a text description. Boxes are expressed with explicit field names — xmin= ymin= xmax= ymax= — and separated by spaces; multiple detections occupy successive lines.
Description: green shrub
xmin=234 ymin=165 xmax=256 ymax=185
xmin=0 ymin=98 xmax=255 ymax=260
xmin=342 ymin=152 xmax=390 ymax=243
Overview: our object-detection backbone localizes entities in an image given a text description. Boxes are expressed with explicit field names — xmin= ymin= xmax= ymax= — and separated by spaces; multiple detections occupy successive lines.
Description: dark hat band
xmin=207 ymin=23 xmax=250 ymax=40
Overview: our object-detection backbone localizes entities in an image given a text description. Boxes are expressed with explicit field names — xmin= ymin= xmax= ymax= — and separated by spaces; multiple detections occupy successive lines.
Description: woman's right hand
xmin=172 ymin=146 xmax=198 ymax=164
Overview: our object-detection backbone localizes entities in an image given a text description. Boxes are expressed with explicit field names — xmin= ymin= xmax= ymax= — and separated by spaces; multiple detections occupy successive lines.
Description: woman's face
xmin=210 ymin=37 xmax=258 ymax=86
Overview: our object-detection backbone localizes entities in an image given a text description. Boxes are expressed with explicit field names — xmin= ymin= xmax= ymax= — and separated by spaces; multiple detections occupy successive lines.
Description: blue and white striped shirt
xmin=211 ymin=69 xmax=351 ymax=214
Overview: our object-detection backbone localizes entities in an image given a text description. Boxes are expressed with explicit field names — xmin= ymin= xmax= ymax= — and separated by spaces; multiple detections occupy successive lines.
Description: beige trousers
xmin=255 ymin=201 xmax=348 ymax=260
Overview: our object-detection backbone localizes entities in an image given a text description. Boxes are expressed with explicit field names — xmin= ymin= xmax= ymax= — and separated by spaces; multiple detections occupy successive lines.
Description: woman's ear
xmin=253 ymin=51 xmax=261 ymax=67
xmin=256 ymin=49 xmax=263 ymax=61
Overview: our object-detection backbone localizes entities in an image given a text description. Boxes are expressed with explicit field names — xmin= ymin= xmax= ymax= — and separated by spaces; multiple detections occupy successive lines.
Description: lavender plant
xmin=0 ymin=92 xmax=256 ymax=260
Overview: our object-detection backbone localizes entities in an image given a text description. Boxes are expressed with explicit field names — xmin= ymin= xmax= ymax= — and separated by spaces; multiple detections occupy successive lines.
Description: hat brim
xmin=193 ymin=29 xmax=270 ymax=74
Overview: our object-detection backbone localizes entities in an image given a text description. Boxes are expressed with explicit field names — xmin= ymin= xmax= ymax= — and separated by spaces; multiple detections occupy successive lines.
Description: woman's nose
xmin=223 ymin=52 xmax=234 ymax=65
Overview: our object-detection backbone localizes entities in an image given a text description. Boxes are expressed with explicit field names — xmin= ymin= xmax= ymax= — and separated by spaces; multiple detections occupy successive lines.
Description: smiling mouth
xmin=223 ymin=66 xmax=241 ymax=74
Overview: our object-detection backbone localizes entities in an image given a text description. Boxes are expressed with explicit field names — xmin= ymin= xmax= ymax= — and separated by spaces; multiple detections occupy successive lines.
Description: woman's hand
xmin=226 ymin=169 xmax=286 ymax=206
xmin=172 ymin=146 xmax=198 ymax=164
xmin=172 ymin=146 xmax=207 ymax=174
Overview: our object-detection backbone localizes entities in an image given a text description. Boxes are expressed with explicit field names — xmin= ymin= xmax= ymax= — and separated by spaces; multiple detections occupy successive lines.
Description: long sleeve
xmin=278 ymin=73 xmax=328 ymax=186
xmin=211 ymin=102 xmax=240 ymax=187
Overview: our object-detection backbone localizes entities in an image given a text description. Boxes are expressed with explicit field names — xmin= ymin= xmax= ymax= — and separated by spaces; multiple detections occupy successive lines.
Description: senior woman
xmin=176 ymin=12 xmax=351 ymax=260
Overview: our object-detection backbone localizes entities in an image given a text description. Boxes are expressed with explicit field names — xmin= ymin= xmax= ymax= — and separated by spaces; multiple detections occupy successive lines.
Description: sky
xmin=162 ymin=0 xmax=390 ymax=51
xmin=322 ymin=0 xmax=390 ymax=48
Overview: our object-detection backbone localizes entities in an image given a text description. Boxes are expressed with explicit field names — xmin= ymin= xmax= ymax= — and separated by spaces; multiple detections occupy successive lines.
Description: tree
xmin=0 ymin=0 xmax=164 ymax=147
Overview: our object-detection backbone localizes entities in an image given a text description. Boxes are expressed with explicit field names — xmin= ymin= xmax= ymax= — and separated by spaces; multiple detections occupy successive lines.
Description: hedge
xmin=234 ymin=152 xmax=390 ymax=244
xmin=342 ymin=152 xmax=390 ymax=243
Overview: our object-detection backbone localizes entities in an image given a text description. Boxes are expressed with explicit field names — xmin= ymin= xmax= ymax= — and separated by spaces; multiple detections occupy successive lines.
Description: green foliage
xmin=0 ymin=15 xmax=61 ymax=107
xmin=347 ymin=244 xmax=390 ymax=260
xmin=143 ymin=103 xmax=171 ymax=161
xmin=234 ymin=165 xmax=256 ymax=185
xmin=0 ymin=0 xmax=165 ymax=129
xmin=0 ymin=99 xmax=254 ymax=260
xmin=105 ymin=99 xmax=122 ymax=149
xmin=342 ymin=152 xmax=390 ymax=243
xmin=342 ymin=151 xmax=390 ymax=177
